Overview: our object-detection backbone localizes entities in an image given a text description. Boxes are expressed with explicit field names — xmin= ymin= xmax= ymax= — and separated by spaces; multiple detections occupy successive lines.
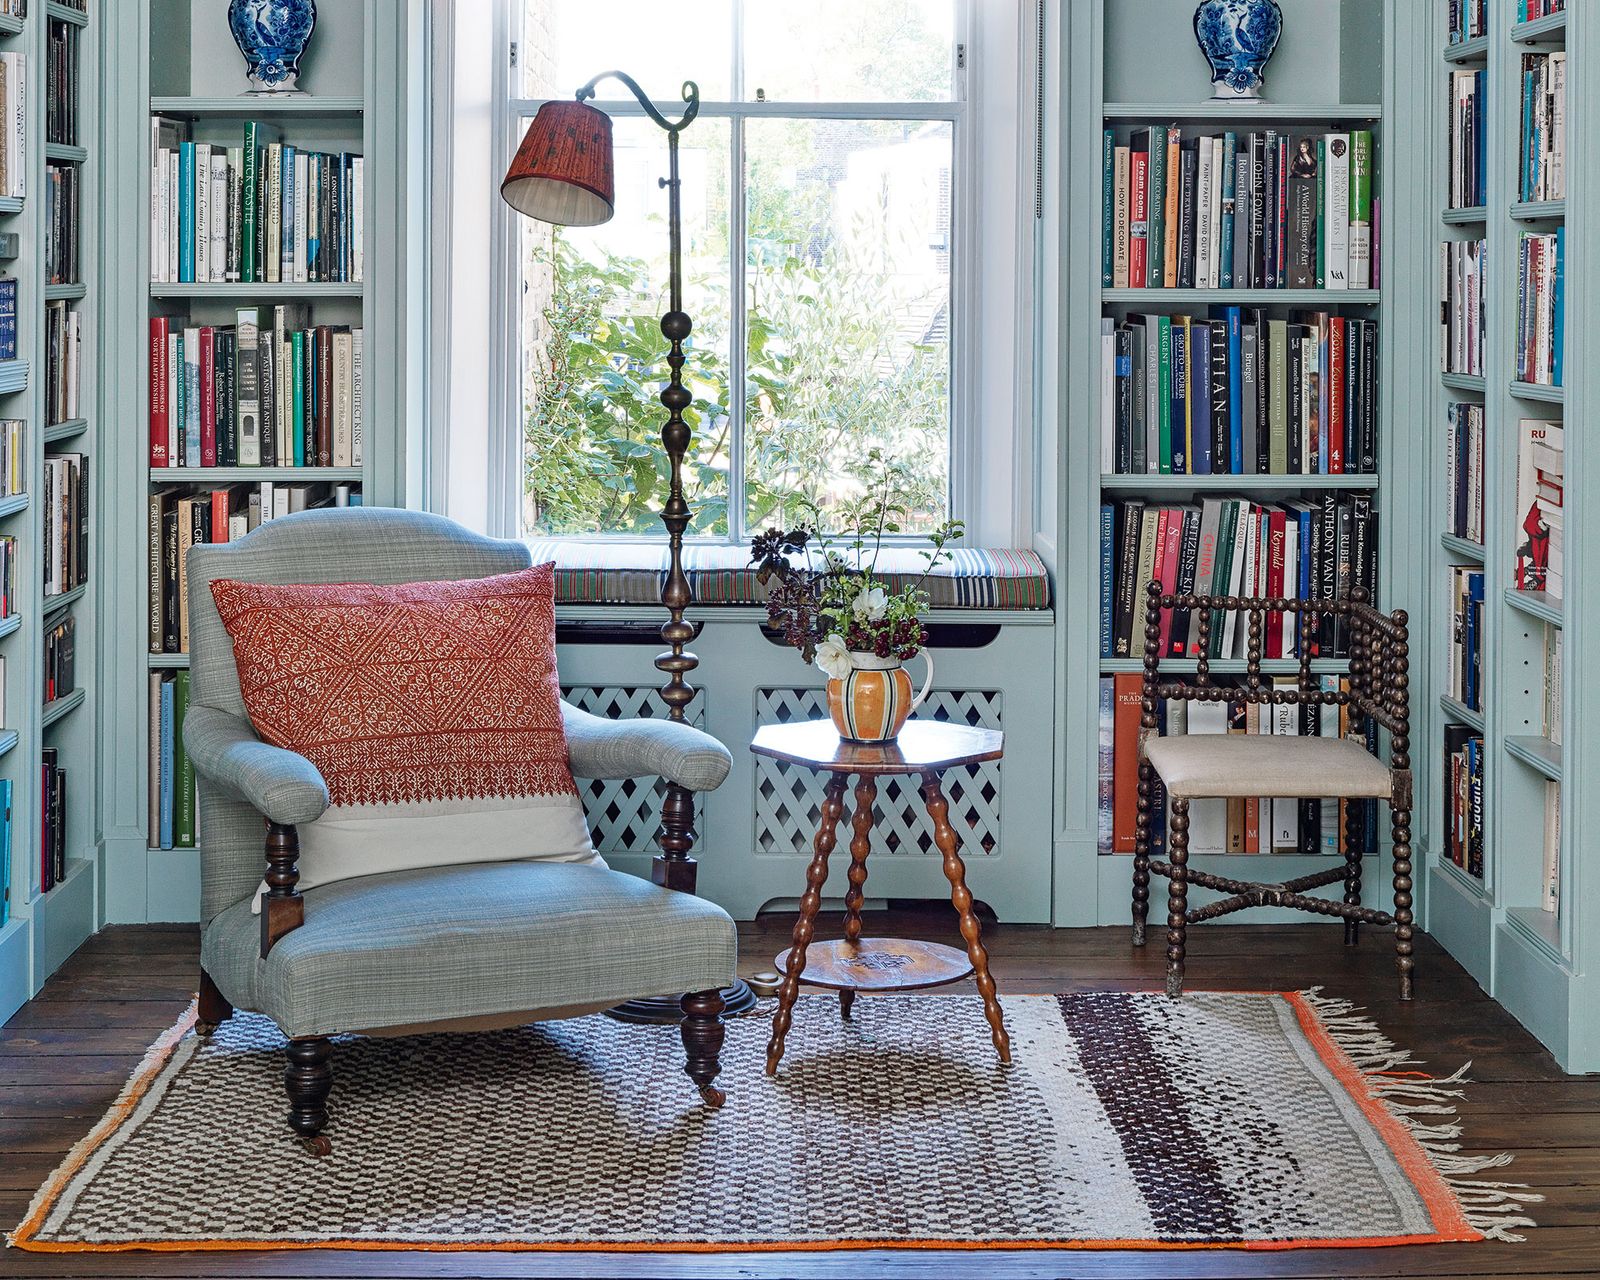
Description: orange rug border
xmin=9 ymin=990 xmax=1485 ymax=1255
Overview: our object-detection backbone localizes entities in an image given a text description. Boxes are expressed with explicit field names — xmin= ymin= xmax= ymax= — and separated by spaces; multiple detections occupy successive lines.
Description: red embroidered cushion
xmin=209 ymin=563 xmax=599 ymax=905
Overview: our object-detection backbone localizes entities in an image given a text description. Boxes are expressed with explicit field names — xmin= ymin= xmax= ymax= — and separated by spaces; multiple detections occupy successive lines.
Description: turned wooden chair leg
xmin=1166 ymin=798 xmax=1190 ymax=999
xmin=1343 ymin=800 xmax=1365 ymax=947
xmin=284 ymin=1036 xmax=334 ymax=1155
xmin=680 ymin=989 xmax=727 ymax=1108
xmin=1392 ymin=800 xmax=1415 ymax=1001
xmin=196 ymin=968 xmax=233 ymax=1036
xmin=1132 ymin=759 xmax=1153 ymax=946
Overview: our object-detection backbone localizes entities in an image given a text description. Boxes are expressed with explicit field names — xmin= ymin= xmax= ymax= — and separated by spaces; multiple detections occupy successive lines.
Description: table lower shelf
xmin=775 ymin=937 xmax=974 ymax=992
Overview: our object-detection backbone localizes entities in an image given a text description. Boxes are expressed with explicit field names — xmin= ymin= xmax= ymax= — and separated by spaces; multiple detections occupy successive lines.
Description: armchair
xmin=184 ymin=508 xmax=738 ymax=1154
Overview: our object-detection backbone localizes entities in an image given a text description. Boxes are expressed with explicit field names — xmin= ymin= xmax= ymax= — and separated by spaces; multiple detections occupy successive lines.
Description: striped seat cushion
xmin=526 ymin=541 xmax=1051 ymax=610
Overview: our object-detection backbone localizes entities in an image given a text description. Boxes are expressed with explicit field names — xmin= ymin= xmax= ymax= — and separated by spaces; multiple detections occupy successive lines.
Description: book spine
xmin=1324 ymin=133 xmax=1350 ymax=289
xmin=1129 ymin=138 xmax=1149 ymax=289
xmin=1099 ymin=505 xmax=1114 ymax=658
xmin=198 ymin=326 xmax=216 ymax=467
xmin=1219 ymin=131 xmax=1237 ymax=289
xmin=1101 ymin=129 xmax=1114 ymax=287
xmin=242 ymin=123 xmax=258 ymax=282
xmin=1146 ymin=126 xmax=1167 ymax=290
xmin=148 ymin=317 xmax=169 ymax=467
xmin=1348 ymin=130 xmax=1373 ymax=289
xmin=174 ymin=671 xmax=195 ymax=848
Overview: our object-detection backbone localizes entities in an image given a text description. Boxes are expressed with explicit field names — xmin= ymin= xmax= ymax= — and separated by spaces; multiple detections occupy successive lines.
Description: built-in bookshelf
xmin=0 ymin=0 xmax=97 ymax=1026
xmin=1426 ymin=0 xmax=1597 ymax=1071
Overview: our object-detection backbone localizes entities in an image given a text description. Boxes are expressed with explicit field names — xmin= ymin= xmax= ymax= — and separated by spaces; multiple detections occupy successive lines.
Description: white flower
xmin=815 ymin=633 xmax=853 ymax=680
xmin=851 ymin=586 xmax=887 ymax=622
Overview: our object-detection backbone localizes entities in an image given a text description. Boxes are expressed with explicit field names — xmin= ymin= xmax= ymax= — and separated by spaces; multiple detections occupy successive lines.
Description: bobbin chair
xmin=1129 ymin=582 xmax=1416 ymax=1000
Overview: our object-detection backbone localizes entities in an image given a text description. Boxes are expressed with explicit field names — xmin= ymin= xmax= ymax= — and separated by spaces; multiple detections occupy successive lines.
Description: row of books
xmin=1446 ymin=565 xmax=1485 ymax=713
xmin=44 ymin=160 xmax=79 ymax=285
xmin=41 ymin=451 xmax=84 ymax=598
xmin=42 ymin=613 xmax=72 ymax=703
xmin=0 ymin=277 xmax=15 ymax=360
xmin=38 ymin=746 xmax=65 ymax=893
xmin=1517 ymin=0 xmax=1565 ymax=18
xmin=1440 ymin=238 xmax=1484 ymax=377
xmin=44 ymin=16 xmax=78 ymax=147
xmin=1442 ymin=725 xmax=1484 ymax=879
xmin=1448 ymin=0 xmax=1486 ymax=42
xmin=1515 ymin=229 xmax=1563 ymax=387
xmin=1101 ymin=311 xmax=1378 ymax=476
xmin=1520 ymin=52 xmax=1566 ymax=203
xmin=149 ymin=670 xmax=197 ymax=852
xmin=149 ymin=120 xmax=366 ymax=285
xmin=1514 ymin=417 xmax=1563 ymax=599
xmin=1101 ymin=127 xmax=1376 ymax=291
xmin=148 ymin=313 xmax=365 ymax=469
xmin=0 ymin=418 xmax=21 ymax=497
xmin=1098 ymin=673 xmax=1380 ymax=857
xmin=1444 ymin=402 xmax=1485 ymax=544
xmin=0 ymin=534 xmax=16 ymax=618
xmin=0 ymin=53 xmax=23 ymax=199
xmin=1447 ymin=69 xmax=1486 ymax=210
xmin=147 ymin=482 xmax=361 ymax=654
xmin=45 ymin=297 xmax=79 ymax=425
xmin=1099 ymin=492 xmax=1377 ymax=660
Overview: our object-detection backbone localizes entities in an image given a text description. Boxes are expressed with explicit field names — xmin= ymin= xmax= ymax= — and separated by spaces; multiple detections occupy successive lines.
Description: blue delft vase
xmin=227 ymin=0 xmax=318 ymax=94
xmin=1193 ymin=0 xmax=1283 ymax=100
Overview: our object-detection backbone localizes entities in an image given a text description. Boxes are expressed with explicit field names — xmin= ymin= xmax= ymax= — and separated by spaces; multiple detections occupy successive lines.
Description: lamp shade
xmin=501 ymin=99 xmax=616 ymax=227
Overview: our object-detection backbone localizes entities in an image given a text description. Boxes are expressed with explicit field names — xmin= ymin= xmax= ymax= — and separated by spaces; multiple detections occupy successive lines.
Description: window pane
xmin=521 ymin=0 xmax=733 ymax=102
xmin=521 ymin=117 xmax=733 ymax=536
xmin=744 ymin=118 xmax=951 ymax=534
xmin=743 ymin=0 xmax=956 ymax=102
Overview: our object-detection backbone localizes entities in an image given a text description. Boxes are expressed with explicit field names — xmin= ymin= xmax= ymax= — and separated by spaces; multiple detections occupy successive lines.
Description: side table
xmin=750 ymin=718 xmax=1012 ymax=1074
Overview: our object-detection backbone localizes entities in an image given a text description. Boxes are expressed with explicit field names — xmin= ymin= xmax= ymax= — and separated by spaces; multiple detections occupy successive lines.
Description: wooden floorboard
xmin=0 ymin=917 xmax=1594 ymax=1279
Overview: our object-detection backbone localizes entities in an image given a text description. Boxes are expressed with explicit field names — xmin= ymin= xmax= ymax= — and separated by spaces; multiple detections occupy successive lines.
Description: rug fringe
xmin=1299 ymin=987 xmax=1540 ymax=1243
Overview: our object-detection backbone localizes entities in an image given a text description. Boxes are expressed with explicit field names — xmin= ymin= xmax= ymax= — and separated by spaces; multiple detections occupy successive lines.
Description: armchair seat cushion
xmin=1143 ymin=733 xmax=1392 ymax=800
xmin=201 ymin=862 xmax=737 ymax=1039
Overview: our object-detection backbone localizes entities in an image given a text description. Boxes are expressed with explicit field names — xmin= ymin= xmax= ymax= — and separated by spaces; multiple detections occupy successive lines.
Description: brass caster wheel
xmin=300 ymin=1135 xmax=332 ymax=1157
xmin=699 ymin=1085 xmax=726 ymax=1109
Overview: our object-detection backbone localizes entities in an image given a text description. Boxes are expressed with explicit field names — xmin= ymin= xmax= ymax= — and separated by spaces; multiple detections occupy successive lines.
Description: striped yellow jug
xmin=826 ymin=650 xmax=935 ymax=744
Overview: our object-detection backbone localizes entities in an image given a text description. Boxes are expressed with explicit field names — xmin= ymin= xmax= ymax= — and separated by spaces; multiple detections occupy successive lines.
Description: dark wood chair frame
xmin=1129 ymin=581 xmax=1416 ymax=1001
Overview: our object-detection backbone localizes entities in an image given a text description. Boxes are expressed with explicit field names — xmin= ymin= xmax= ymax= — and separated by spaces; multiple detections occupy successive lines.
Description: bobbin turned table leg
xmin=767 ymin=775 xmax=848 ymax=1075
xmin=923 ymin=771 xmax=1011 ymax=1065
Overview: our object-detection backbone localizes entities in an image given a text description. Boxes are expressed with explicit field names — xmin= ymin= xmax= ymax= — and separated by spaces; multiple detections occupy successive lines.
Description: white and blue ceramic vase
xmin=1193 ymin=0 xmax=1283 ymax=100
xmin=228 ymin=0 xmax=317 ymax=94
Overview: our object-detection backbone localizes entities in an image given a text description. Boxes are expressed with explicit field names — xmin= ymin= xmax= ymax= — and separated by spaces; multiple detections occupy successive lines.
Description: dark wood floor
xmin=2 ymin=911 xmax=1597 ymax=1279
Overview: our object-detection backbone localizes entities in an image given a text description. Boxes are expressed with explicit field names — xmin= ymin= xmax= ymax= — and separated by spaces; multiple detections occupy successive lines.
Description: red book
xmin=210 ymin=487 xmax=231 ymax=545
xmin=149 ymin=317 xmax=170 ymax=468
xmin=1111 ymin=673 xmax=1143 ymax=854
xmin=1129 ymin=146 xmax=1149 ymax=288
xmin=1327 ymin=317 xmax=1346 ymax=473
xmin=198 ymin=326 xmax=217 ymax=467
xmin=1265 ymin=508 xmax=1287 ymax=658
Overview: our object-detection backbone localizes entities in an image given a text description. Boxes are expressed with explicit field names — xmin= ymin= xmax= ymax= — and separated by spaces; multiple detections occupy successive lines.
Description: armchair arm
xmin=183 ymin=705 xmax=331 ymax=826
xmin=561 ymin=701 xmax=733 ymax=792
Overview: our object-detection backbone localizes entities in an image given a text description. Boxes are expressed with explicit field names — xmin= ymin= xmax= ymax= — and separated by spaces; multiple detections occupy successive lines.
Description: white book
xmin=351 ymin=327 xmax=363 ymax=466
xmin=1542 ymin=782 xmax=1561 ymax=914
xmin=1323 ymin=132 xmax=1350 ymax=289
xmin=4 ymin=53 xmax=23 ymax=198
xmin=1269 ymin=694 xmax=1299 ymax=849
xmin=273 ymin=485 xmax=291 ymax=519
xmin=1208 ymin=136 xmax=1224 ymax=288
xmin=1222 ymin=499 xmax=1250 ymax=654
xmin=332 ymin=329 xmax=352 ymax=467
xmin=294 ymin=153 xmax=309 ymax=284
xmin=1195 ymin=139 xmax=1214 ymax=289
xmin=351 ymin=157 xmax=365 ymax=282
xmin=1280 ymin=517 xmax=1299 ymax=653
xmin=167 ymin=151 xmax=180 ymax=283
xmin=258 ymin=481 xmax=275 ymax=520
xmin=1099 ymin=317 xmax=1114 ymax=472
xmin=193 ymin=142 xmax=211 ymax=285
xmin=1549 ymin=52 xmax=1567 ymax=200
xmin=209 ymin=153 xmax=228 ymax=282
xmin=1234 ymin=507 xmax=1260 ymax=658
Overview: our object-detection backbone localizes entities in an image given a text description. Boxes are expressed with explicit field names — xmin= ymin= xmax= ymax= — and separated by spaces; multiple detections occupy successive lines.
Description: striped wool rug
xmin=10 ymin=990 xmax=1537 ymax=1253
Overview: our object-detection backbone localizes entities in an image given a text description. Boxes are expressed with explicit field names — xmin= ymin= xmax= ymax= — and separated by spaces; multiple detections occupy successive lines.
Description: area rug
xmin=9 ymin=990 xmax=1537 ymax=1253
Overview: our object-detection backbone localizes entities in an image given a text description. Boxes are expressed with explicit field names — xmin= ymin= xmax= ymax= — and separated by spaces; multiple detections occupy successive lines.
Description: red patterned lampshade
xmin=501 ymin=99 xmax=616 ymax=227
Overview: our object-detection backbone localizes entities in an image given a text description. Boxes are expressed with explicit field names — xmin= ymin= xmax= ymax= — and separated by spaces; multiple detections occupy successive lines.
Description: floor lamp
xmin=502 ymin=72 xmax=757 ymax=1023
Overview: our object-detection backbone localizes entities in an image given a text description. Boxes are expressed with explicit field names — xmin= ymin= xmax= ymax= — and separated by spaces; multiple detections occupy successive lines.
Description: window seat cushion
xmin=527 ymin=541 xmax=1052 ymax=610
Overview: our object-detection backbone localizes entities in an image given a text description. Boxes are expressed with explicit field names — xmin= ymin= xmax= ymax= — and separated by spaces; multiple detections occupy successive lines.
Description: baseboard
xmin=31 ymin=857 xmax=97 ymax=986
xmin=0 ymin=915 xmax=29 ymax=1024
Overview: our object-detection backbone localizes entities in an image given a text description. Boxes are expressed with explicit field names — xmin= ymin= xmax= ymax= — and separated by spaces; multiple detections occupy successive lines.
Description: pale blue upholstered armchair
xmin=183 ymin=508 xmax=738 ymax=1153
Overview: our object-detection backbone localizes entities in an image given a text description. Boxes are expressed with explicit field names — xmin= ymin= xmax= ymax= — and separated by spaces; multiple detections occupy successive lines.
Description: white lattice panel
xmin=561 ymin=686 xmax=702 ymax=855
xmin=753 ymin=688 xmax=1002 ymax=858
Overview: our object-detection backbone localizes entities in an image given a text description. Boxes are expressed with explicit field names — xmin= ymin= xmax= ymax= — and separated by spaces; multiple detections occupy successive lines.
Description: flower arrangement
xmin=749 ymin=452 xmax=964 ymax=681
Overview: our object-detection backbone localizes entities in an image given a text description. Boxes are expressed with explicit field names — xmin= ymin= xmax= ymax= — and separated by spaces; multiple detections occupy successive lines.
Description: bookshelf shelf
xmin=1440 ymin=695 xmax=1485 ymax=733
xmin=1506 ymin=734 xmax=1562 ymax=781
xmin=1444 ymin=35 xmax=1490 ymax=63
xmin=1101 ymin=103 xmax=1381 ymax=122
xmin=1504 ymin=904 xmax=1565 ymax=966
xmin=1098 ymin=473 xmax=1376 ymax=492
xmin=40 ymin=688 xmax=85 ymax=730
xmin=44 ymin=3 xmax=88 ymax=27
xmin=148 ymin=282 xmax=364 ymax=299
xmin=149 ymin=95 xmax=364 ymax=116
xmin=1509 ymin=380 xmax=1564 ymax=404
xmin=1442 ymin=206 xmax=1487 ymax=224
xmin=0 ymin=729 xmax=17 ymax=760
xmin=1101 ymin=288 xmax=1380 ymax=305
xmin=147 ymin=467 xmax=365 ymax=484
xmin=0 ymin=196 xmax=22 ymax=215
xmin=1504 ymin=588 xmax=1563 ymax=629
xmin=0 ymin=493 xmax=27 ymax=520
xmin=1100 ymin=658 xmax=1350 ymax=676
xmin=0 ymin=361 xmax=29 ymax=395
xmin=147 ymin=654 xmax=188 ymax=669
xmin=1511 ymin=200 xmax=1566 ymax=221
xmin=43 ymin=419 xmax=87 ymax=445
xmin=0 ymin=613 xmax=21 ymax=641
xmin=1511 ymin=11 xmax=1568 ymax=44
xmin=0 ymin=15 xmax=21 ymax=38
xmin=1440 ymin=532 xmax=1485 ymax=562
xmin=44 ymin=283 xmax=84 ymax=301
xmin=1441 ymin=372 xmax=1486 ymax=394
xmin=43 ymin=143 xmax=86 ymax=164
xmin=41 ymin=582 xmax=86 ymax=617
